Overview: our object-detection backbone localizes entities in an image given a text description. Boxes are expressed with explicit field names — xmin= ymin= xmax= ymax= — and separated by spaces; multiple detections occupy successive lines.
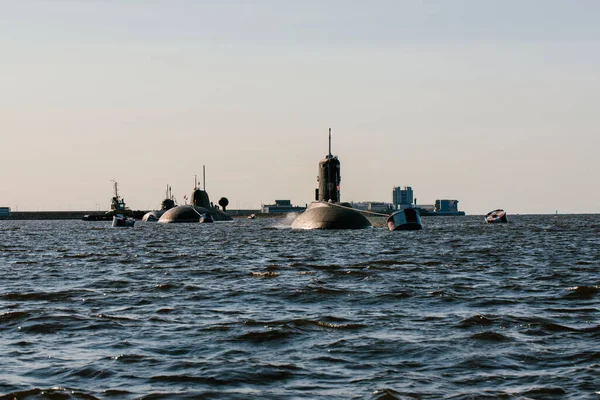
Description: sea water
xmin=1 ymin=215 xmax=599 ymax=399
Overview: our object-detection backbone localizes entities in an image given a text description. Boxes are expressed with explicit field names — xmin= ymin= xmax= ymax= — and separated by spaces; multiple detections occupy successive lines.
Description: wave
xmin=2 ymin=291 xmax=83 ymax=302
xmin=470 ymin=331 xmax=512 ymax=342
xmin=459 ymin=314 xmax=495 ymax=327
xmin=563 ymin=285 xmax=600 ymax=299
xmin=0 ymin=311 xmax=30 ymax=322
xmin=0 ymin=387 xmax=100 ymax=400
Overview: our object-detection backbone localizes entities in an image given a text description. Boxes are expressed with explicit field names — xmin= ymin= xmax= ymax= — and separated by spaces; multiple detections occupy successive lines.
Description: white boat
xmin=386 ymin=208 xmax=422 ymax=231
xmin=112 ymin=214 xmax=135 ymax=227
xmin=485 ymin=209 xmax=508 ymax=223
xmin=248 ymin=214 xmax=256 ymax=219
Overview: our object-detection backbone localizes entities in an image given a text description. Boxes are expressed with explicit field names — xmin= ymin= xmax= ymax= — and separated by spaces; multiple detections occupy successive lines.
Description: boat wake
xmin=268 ymin=213 xmax=298 ymax=229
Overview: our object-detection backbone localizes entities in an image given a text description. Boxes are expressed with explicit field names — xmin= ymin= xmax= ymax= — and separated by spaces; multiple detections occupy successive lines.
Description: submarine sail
xmin=316 ymin=129 xmax=341 ymax=203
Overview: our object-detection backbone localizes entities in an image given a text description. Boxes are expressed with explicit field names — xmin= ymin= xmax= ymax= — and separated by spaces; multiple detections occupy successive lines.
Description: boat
xmin=485 ymin=209 xmax=508 ymax=223
xmin=109 ymin=180 xmax=130 ymax=214
xmin=112 ymin=214 xmax=135 ymax=227
xmin=248 ymin=214 xmax=256 ymax=219
xmin=387 ymin=208 xmax=422 ymax=231
xmin=83 ymin=180 xmax=143 ymax=221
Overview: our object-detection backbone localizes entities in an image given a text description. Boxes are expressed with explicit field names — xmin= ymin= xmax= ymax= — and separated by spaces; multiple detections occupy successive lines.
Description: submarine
xmin=291 ymin=129 xmax=372 ymax=230
xmin=142 ymin=185 xmax=177 ymax=222
xmin=158 ymin=169 xmax=233 ymax=223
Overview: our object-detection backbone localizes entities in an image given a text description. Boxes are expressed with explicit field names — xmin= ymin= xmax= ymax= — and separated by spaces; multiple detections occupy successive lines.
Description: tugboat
xmin=109 ymin=181 xmax=135 ymax=227
xmin=109 ymin=180 xmax=130 ymax=215
xmin=387 ymin=208 xmax=422 ymax=231
xmin=291 ymin=129 xmax=372 ymax=230
xmin=81 ymin=180 xmax=146 ymax=221
xmin=83 ymin=180 xmax=135 ymax=221
xmin=485 ymin=209 xmax=508 ymax=223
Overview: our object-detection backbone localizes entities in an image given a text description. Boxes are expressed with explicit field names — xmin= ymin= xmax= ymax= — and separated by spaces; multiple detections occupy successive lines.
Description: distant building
xmin=0 ymin=207 xmax=10 ymax=217
xmin=261 ymin=200 xmax=306 ymax=214
xmin=392 ymin=186 xmax=465 ymax=216
xmin=352 ymin=202 xmax=393 ymax=213
xmin=393 ymin=186 xmax=414 ymax=210
xmin=415 ymin=204 xmax=435 ymax=212
xmin=418 ymin=199 xmax=464 ymax=216
xmin=435 ymin=199 xmax=459 ymax=213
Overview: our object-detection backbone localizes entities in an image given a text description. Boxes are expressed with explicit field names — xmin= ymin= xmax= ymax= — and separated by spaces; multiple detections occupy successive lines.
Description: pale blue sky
xmin=1 ymin=1 xmax=599 ymax=214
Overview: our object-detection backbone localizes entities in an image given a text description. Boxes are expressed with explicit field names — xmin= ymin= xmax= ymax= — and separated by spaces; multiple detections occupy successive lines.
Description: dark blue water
xmin=1 ymin=215 xmax=600 ymax=399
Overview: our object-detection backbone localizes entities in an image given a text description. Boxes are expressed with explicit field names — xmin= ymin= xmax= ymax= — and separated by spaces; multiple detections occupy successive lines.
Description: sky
xmin=1 ymin=0 xmax=599 ymax=214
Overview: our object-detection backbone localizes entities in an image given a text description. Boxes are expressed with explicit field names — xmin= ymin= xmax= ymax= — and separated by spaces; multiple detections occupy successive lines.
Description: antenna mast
xmin=112 ymin=179 xmax=119 ymax=198
xmin=328 ymin=128 xmax=332 ymax=157
xmin=203 ymin=165 xmax=206 ymax=191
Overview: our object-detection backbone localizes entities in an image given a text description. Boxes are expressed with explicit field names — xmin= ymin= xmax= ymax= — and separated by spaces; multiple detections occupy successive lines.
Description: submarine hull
xmin=158 ymin=205 xmax=233 ymax=223
xmin=142 ymin=210 xmax=166 ymax=222
xmin=291 ymin=202 xmax=372 ymax=230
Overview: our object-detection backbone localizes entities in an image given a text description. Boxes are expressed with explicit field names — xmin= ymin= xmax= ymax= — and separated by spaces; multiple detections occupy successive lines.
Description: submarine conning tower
xmin=191 ymin=189 xmax=210 ymax=208
xmin=316 ymin=128 xmax=341 ymax=202
xmin=161 ymin=185 xmax=176 ymax=211
xmin=191 ymin=171 xmax=211 ymax=208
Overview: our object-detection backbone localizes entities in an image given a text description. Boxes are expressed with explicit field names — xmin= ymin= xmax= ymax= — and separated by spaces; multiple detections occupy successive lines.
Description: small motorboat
xmin=112 ymin=214 xmax=135 ymax=227
xmin=248 ymin=214 xmax=256 ymax=219
xmin=485 ymin=209 xmax=508 ymax=223
xmin=387 ymin=208 xmax=422 ymax=231
xmin=199 ymin=213 xmax=214 ymax=223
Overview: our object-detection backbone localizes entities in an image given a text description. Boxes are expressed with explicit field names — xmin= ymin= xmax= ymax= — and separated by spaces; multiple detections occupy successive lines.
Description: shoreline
xmin=0 ymin=210 xmax=273 ymax=220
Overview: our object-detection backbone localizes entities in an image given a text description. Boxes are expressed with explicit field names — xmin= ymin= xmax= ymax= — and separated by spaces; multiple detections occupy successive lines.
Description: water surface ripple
xmin=1 ymin=215 xmax=599 ymax=399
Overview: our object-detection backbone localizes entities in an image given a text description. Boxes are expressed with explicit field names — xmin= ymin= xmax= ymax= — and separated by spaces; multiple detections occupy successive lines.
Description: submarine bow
xmin=291 ymin=202 xmax=372 ymax=230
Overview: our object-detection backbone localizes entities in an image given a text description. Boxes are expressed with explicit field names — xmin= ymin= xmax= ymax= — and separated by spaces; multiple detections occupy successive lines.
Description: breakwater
xmin=1 ymin=211 xmax=98 ymax=220
xmin=1 ymin=210 xmax=266 ymax=220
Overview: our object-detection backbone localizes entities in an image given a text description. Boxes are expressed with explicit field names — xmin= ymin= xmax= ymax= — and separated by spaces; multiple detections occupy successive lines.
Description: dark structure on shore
xmin=291 ymin=129 xmax=372 ymax=230
xmin=261 ymin=199 xmax=306 ymax=214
